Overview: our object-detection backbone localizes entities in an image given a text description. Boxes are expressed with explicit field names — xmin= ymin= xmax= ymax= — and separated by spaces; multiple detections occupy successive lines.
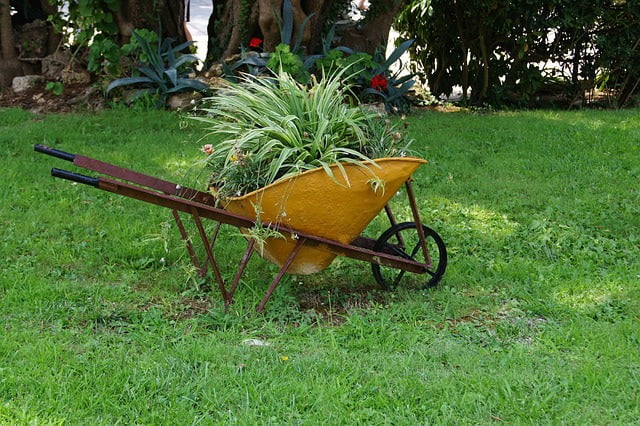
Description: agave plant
xmin=361 ymin=39 xmax=417 ymax=113
xmin=106 ymin=31 xmax=210 ymax=107
xmin=195 ymin=69 xmax=412 ymax=199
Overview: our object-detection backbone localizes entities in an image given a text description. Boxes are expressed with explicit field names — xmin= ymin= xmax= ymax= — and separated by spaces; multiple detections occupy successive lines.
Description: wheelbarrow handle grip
xmin=51 ymin=168 xmax=100 ymax=187
xmin=34 ymin=144 xmax=76 ymax=162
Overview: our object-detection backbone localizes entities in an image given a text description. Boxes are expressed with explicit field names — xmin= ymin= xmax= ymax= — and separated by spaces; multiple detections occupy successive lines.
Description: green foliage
xmin=44 ymin=82 xmax=64 ymax=96
xmin=220 ymin=1 xmax=417 ymax=113
xmin=48 ymin=0 xmax=119 ymax=46
xmin=47 ymin=2 xmax=157 ymax=79
xmin=315 ymin=40 xmax=417 ymax=113
xmin=277 ymin=0 xmax=315 ymax=54
xmin=595 ymin=1 xmax=640 ymax=107
xmin=86 ymin=36 xmax=121 ymax=76
xmin=266 ymin=43 xmax=309 ymax=83
xmin=87 ymin=29 xmax=162 ymax=79
xmin=364 ymin=40 xmax=417 ymax=113
xmin=106 ymin=31 xmax=210 ymax=108
xmin=195 ymin=69 xmax=411 ymax=198
xmin=120 ymin=29 xmax=160 ymax=63
xmin=46 ymin=0 xmax=122 ymax=81
xmin=397 ymin=0 xmax=640 ymax=107
xmin=397 ymin=0 xmax=550 ymax=106
xmin=316 ymin=50 xmax=374 ymax=81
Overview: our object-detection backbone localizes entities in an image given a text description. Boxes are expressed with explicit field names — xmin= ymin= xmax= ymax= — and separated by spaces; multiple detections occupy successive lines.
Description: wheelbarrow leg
xmin=226 ymin=238 xmax=256 ymax=307
xmin=172 ymin=209 xmax=206 ymax=277
xmin=384 ymin=204 xmax=406 ymax=249
xmin=405 ymin=180 xmax=433 ymax=267
xmin=256 ymin=238 xmax=306 ymax=312
xmin=190 ymin=206 xmax=231 ymax=304
xmin=384 ymin=204 xmax=399 ymax=228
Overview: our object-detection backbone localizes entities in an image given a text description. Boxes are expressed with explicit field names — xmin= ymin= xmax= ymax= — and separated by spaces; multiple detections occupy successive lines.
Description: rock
xmin=66 ymin=86 xmax=105 ymax=110
xmin=0 ymin=60 xmax=24 ymax=90
xmin=167 ymin=91 xmax=203 ymax=110
xmin=205 ymin=53 xmax=245 ymax=77
xmin=360 ymin=102 xmax=387 ymax=116
xmin=61 ymin=68 xmax=91 ymax=85
xmin=12 ymin=75 xmax=44 ymax=93
xmin=17 ymin=19 xmax=49 ymax=59
xmin=33 ymin=93 xmax=46 ymax=104
xmin=242 ymin=339 xmax=271 ymax=347
xmin=66 ymin=86 xmax=97 ymax=105
xmin=42 ymin=50 xmax=72 ymax=80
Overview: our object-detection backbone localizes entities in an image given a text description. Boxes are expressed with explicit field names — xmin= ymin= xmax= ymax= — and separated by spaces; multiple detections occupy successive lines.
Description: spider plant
xmin=195 ymin=69 xmax=412 ymax=199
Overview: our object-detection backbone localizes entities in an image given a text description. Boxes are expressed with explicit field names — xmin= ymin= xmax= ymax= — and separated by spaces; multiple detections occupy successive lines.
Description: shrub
xmin=396 ymin=0 xmax=640 ymax=108
xmin=596 ymin=1 xmax=640 ymax=107
xmin=87 ymin=30 xmax=160 ymax=78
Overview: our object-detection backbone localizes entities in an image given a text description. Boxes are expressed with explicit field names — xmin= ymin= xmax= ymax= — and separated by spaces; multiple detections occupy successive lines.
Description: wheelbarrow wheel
xmin=371 ymin=222 xmax=447 ymax=290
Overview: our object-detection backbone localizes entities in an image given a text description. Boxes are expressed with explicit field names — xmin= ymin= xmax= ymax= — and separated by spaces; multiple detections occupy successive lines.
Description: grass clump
xmin=195 ymin=70 xmax=412 ymax=198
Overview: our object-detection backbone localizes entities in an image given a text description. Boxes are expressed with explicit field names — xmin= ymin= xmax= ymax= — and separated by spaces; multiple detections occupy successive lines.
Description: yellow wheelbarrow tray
xmin=35 ymin=144 xmax=447 ymax=312
xmin=223 ymin=157 xmax=427 ymax=274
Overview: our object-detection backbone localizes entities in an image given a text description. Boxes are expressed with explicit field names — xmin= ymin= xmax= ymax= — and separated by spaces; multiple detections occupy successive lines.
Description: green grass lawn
xmin=1 ymin=107 xmax=639 ymax=424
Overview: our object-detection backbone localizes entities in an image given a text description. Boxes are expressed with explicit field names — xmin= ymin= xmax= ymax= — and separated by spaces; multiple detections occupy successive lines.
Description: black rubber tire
xmin=371 ymin=222 xmax=447 ymax=290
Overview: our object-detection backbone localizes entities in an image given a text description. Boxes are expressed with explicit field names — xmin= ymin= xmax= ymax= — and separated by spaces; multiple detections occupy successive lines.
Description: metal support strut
xmin=405 ymin=180 xmax=432 ymax=267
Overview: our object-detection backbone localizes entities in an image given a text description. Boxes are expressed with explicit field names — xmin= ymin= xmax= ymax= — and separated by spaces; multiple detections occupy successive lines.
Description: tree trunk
xmin=114 ymin=0 xmax=187 ymax=45
xmin=337 ymin=0 xmax=406 ymax=56
xmin=0 ymin=0 xmax=25 ymax=89
xmin=477 ymin=30 xmax=489 ymax=103
xmin=205 ymin=0 xmax=403 ymax=67
xmin=258 ymin=0 xmax=281 ymax=52
xmin=1 ymin=0 xmax=17 ymax=60
xmin=205 ymin=0 xmax=253 ymax=67
xmin=39 ymin=0 xmax=62 ymax=53
xmin=453 ymin=1 xmax=469 ymax=101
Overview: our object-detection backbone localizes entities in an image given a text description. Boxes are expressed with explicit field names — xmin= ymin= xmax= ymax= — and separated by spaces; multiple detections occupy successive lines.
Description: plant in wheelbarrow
xmin=194 ymin=68 xmax=447 ymax=290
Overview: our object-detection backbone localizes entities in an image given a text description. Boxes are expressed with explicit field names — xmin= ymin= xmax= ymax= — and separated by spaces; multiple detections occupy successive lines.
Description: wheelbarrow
xmin=34 ymin=144 xmax=447 ymax=312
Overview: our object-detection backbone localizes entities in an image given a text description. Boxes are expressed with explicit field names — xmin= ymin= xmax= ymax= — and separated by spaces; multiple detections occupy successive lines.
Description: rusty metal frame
xmin=405 ymin=180 xmax=433 ymax=268
xmin=35 ymin=144 xmax=432 ymax=312
xmin=381 ymin=180 xmax=433 ymax=269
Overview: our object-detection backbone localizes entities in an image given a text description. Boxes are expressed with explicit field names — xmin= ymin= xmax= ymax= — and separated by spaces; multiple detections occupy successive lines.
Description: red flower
xmin=371 ymin=74 xmax=388 ymax=91
xmin=249 ymin=37 xmax=263 ymax=48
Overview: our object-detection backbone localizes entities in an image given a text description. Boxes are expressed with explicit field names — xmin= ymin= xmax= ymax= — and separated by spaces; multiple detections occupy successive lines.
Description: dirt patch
xmin=0 ymin=82 xmax=105 ymax=114
xmin=170 ymin=296 xmax=214 ymax=321
xmin=296 ymin=286 xmax=388 ymax=325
